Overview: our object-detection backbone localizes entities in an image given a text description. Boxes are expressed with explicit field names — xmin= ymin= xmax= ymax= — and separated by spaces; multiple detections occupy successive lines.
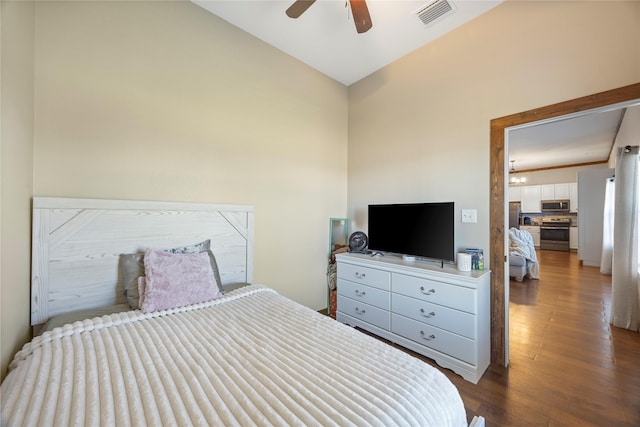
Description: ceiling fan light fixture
xmin=509 ymin=161 xmax=526 ymax=184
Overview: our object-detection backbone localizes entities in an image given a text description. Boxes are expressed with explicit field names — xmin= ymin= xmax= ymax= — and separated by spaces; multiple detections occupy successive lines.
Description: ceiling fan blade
xmin=349 ymin=0 xmax=372 ymax=33
xmin=286 ymin=0 xmax=317 ymax=19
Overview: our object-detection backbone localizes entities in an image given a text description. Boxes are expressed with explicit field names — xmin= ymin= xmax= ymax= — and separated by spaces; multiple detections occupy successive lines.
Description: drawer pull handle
xmin=355 ymin=290 xmax=366 ymax=297
xmin=420 ymin=331 xmax=436 ymax=341
xmin=420 ymin=286 xmax=436 ymax=296
xmin=354 ymin=307 xmax=366 ymax=315
xmin=420 ymin=308 xmax=436 ymax=318
xmin=355 ymin=272 xmax=366 ymax=279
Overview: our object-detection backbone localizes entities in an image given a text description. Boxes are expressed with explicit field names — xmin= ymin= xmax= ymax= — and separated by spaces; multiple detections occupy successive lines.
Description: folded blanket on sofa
xmin=509 ymin=227 xmax=540 ymax=279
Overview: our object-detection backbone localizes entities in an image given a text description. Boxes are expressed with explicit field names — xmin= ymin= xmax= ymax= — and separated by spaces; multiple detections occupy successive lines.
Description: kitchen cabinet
xmin=510 ymin=181 xmax=576 ymax=213
xmin=541 ymin=184 xmax=555 ymax=200
xmin=554 ymin=183 xmax=570 ymax=199
xmin=541 ymin=183 xmax=570 ymax=200
xmin=570 ymin=227 xmax=578 ymax=250
xmin=520 ymin=225 xmax=540 ymax=247
xmin=569 ymin=182 xmax=578 ymax=212
xmin=520 ymin=186 xmax=542 ymax=213
xmin=508 ymin=186 xmax=521 ymax=202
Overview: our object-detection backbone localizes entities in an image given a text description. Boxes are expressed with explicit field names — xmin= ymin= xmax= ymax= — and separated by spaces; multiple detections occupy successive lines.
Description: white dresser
xmin=335 ymin=253 xmax=491 ymax=384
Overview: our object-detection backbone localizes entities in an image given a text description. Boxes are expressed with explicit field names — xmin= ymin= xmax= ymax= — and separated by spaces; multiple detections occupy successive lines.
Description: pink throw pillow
xmin=140 ymin=248 xmax=222 ymax=313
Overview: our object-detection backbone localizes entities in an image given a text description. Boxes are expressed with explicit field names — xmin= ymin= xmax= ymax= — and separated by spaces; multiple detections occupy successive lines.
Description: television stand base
xmin=402 ymin=255 xmax=416 ymax=262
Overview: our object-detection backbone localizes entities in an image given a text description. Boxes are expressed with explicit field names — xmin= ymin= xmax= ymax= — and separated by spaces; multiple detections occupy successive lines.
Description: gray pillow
xmin=120 ymin=240 xmax=223 ymax=309
xmin=41 ymin=304 xmax=131 ymax=333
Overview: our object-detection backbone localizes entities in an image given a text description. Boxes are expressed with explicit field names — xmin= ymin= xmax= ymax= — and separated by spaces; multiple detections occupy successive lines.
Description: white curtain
xmin=610 ymin=145 xmax=640 ymax=331
xmin=600 ymin=178 xmax=615 ymax=274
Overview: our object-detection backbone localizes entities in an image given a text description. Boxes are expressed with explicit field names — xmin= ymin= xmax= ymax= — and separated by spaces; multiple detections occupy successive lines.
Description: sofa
xmin=509 ymin=253 xmax=527 ymax=282
xmin=508 ymin=228 xmax=540 ymax=281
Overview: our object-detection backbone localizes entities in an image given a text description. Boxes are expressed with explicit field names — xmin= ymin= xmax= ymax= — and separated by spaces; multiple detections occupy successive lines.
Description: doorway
xmin=488 ymin=82 xmax=640 ymax=367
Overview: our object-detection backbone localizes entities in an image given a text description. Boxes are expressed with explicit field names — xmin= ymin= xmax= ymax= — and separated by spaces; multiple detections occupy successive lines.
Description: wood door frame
xmin=489 ymin=82 xmax=640 ymax=366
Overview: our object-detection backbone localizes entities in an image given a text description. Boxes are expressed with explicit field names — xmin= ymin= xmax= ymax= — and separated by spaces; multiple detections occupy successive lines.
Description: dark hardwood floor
xmin=432 ymin=250 xmax=639 ymax=426
xmin=355 ymin=250 xmax=640 ymax=425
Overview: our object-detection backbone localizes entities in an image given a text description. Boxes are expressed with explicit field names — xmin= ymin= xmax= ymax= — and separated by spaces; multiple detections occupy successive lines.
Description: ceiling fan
xmin=286 ymin=0 xmax=373 ymax=34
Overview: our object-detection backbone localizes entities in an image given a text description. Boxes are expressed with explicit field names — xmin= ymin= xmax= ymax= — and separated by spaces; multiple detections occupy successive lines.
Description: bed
xmin=1 ymin=197 xmax=474 ymax=426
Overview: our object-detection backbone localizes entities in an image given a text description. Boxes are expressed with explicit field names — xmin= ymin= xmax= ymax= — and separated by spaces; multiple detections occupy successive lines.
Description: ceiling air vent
xmin=415 ymin=0 xmax=455 ymax=27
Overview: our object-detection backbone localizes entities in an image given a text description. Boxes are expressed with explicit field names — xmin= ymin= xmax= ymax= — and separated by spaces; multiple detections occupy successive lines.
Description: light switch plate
xmin=461 ymin=209 xmax=477 ymax=223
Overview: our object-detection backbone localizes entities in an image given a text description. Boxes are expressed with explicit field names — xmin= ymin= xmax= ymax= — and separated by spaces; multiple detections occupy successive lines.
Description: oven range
xmin=540 ymin=217 xmax=571 ymax=251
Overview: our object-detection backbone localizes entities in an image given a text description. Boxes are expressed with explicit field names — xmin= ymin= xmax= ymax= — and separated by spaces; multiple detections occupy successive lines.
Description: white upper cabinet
xmin=508 ymin=186 xmax=521 ymax=202
xmin=554 ymin=183 xmax=570 ymax=199
xmin=510 ymin=182 xmax=576 ymax=211
xmin=541 ymin=183 xmax=571 ymax=200
xmin=541 ymin=184 xmax=555 ymax=200
xmin=521 ymin=185 xmax=542 ymax=213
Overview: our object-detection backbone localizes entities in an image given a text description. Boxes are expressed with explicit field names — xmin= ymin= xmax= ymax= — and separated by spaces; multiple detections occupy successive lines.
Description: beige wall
xmin=348 ymin=1 xmax=640 ymax=256
xmin=1 ymin=1 xmax=348 ymax=379
xmin=1 ymin=0 xmax=35 ymax=380
xmin=32 ymin=1 xmax=348 ymax=305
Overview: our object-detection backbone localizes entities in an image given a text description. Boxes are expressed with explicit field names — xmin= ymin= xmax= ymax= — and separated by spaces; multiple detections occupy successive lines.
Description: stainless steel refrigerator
xmin=509 ymin=202 xmax=521 ymax=229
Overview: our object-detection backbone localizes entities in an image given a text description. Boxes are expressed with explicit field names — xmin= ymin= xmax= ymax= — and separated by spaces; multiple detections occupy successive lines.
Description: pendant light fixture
xmin=509 ymin=160 xmax=526 ymax=184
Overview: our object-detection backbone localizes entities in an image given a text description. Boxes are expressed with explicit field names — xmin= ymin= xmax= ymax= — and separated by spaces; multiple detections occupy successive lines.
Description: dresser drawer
xmin=392 ymin=273 xmax=476 ymax=314
xmin=338 ymin=263 xmax=390 ymax=291
xmin=338 ymin=279 xmax=390 ymax=310
xmin=392 ymin=314 xmax=476 ymax=365
xmin=392 ymin=293 xmax=475 ymax=339
xmin=338 ymin=297 xmax=390 ymax=330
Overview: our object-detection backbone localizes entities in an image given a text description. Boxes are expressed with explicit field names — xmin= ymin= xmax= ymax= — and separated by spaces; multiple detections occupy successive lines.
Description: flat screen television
xmin=367 ymin=202 xmax=455 ymax=262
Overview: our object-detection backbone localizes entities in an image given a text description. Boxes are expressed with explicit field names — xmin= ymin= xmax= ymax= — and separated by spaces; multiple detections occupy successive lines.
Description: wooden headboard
xmin=31 ymin=197 xmax=254 ymax=325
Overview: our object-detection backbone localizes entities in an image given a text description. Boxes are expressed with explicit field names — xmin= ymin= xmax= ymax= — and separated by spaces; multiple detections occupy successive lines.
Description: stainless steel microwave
xmin=541 ymin=200 xmax=570 ymax=212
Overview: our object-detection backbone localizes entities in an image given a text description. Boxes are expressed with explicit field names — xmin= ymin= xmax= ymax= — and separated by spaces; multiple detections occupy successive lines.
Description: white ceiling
xmin=192 ymin=0 xmax=502 ymax=86
xmin=508 ymin=108 xmax=626 ymax=172
xmin=191 ymin=1 xmax=634 ymax=171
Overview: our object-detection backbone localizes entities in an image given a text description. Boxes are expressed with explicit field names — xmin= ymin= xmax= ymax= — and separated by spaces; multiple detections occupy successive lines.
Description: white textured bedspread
xmin=1 ymin=285 xmax=466 ymax=426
